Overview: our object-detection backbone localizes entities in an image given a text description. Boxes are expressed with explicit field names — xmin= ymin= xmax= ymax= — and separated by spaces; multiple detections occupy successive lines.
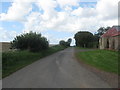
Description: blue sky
xmin=0 ymin=0 xmax=118 ymax=45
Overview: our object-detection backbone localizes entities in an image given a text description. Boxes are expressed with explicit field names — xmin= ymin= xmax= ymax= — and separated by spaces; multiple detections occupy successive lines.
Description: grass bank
xmin=76 ymin=46 xmax=97 ymax=49
xmin=2 ymin=45 xmax=66 ymax=78
xmin=76 ymin=49 xmax=119 ymax=75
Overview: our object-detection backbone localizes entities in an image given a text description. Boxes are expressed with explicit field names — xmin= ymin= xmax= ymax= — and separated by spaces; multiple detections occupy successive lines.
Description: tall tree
xmin=59 ymin=40 xmax=66 ymax=46
xmin=74 ymin=31 xmax=94 ymax=48
xmin=96 ymin=26 xmax=111 ymax=37
xmin=93 ymin=26 xmax=111 ymax=48
xmin=66 ymin=38 xmax=72 ymax=46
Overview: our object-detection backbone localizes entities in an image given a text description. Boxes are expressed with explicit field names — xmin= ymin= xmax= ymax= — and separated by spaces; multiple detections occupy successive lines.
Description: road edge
xmin=73 ymin=48 xmax=119 ymax=88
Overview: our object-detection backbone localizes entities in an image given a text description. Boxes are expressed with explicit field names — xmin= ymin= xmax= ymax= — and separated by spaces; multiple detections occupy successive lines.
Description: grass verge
xmin=2 ymin=45 xmax=66 ymax=78
xmin=76 ymin=49 xmax=119 ymax=75
xmin=76 ymin=46 xmax=95 ymax=49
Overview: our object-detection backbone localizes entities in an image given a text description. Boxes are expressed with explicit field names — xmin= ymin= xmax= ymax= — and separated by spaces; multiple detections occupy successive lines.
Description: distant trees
xmin=93 ymin=34 xmax=99 ymax=48
xmin=59 ymin=38 xmax=72 ymax=47
xmin=11 ymin=31 xmax=49 ymax=52
xmin=74 ymin=31 xmax=94 ymax=48
xmin=74 ymin=26 xmax=111 ymax=48
xmin=93 ymin=26 xmax=111 ymax=48
xmin=59 ymin=40 xmax=66 ymax=46
xmin=66 ymin=38 xmax=72 ymax=46
xmin=95 ymin=26 xmax=111 ymax=37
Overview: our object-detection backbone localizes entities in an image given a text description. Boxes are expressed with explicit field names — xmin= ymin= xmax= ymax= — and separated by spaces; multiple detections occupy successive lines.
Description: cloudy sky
xmin=0 ymin=0 xmax=119 ymax=45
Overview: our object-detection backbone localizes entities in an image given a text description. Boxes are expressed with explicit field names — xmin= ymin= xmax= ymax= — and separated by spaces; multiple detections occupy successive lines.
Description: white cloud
xmin=0 ymin=0 xmax=119 ymax=43
xmin=96 ymin=0 xmax=118 ymax=20
xmin=0 ymin=0 xmax=33 ymax=21
xmin=25 ymin=0 xmax=119 ymax=33
xmin=56 ymin=0 xmax=80 ymax=8
xmin=42 ymin=33 xmax=60 ymax=44
xmin=0 ymin=27 xmax=17 ymax=42
xmin=23 ymin=12 xmax=43 ymax=33
xmin=42 ymin=32 xmax=74 ymax=45
xmin=35 ymin=0 xmax=57 ymax=20
xmin=72 ymin=7 xmax=97 ymax=18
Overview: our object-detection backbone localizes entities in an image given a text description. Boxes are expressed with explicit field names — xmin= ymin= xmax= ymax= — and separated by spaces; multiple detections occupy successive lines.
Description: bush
xmin=59 ymin=38 xmax=72 ymax=47
xmin=2 ymin=45 xmax=66 ymax=78
xmin=59 ymin=40 xmax=67 ymax=46
xmin=74 ymin=31 xmax=94 ymax=48
xmin=11 ymin=31 xmax=49 ymax=52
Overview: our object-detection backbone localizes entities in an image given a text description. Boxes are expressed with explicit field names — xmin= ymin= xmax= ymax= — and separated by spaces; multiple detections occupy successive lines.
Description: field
xmin=76 ymin=49 xmax=119 ymax=75
xmin=2 ymin=45 xmax=66 ymax=78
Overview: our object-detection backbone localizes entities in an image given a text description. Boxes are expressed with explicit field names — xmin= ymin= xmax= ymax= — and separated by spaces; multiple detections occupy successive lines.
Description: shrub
xmin=74 ymin=31 xmax=94 ymax=48
xmin=11 ymin=31 xmax=49 ymax=52
xmin=59 ymin=40 xmax=67 ymax=46
xmin=59 ymin=38 xmax=72 ymax=47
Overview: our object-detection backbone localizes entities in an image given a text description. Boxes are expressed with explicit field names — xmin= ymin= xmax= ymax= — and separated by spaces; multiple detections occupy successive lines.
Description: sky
xmin=0 ymin=0 xmax=119 ymax=45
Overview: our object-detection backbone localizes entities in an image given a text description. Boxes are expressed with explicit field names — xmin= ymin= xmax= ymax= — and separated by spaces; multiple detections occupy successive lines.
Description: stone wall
xmin=99 ymin=37 xmax=108 ymax=49
xmin=99 ymin=35 xmax=120 ymax=51
xmin=114 ymin=36 xmax=120 ymax=50
xmin=0 ymin=42 xmax=11 ymax=52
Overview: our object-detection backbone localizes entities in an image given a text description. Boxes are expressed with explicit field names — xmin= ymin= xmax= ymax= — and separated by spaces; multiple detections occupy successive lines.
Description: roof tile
xmin=102 ymin=26 xmax=120 ymax=37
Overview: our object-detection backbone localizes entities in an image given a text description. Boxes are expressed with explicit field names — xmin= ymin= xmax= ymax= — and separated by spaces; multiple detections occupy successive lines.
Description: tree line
xmin=59 ymin=38 xmax=72 ymax=47
xmin=74 ymin=26 xmax=111 ymax=48
xmin=11 ymin=31 xmax=72 ymax=52
xmin=11 ymin=26 xmax=110 ymax=52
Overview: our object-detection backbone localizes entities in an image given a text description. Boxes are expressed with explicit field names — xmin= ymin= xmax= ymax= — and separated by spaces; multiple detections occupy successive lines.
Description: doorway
xmin=106 ymin=39 xmax=109 ymax=48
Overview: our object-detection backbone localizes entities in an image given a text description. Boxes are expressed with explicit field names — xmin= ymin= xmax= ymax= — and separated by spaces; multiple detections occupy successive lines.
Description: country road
xmin=3 ymin=47 xmax=111 ymax=88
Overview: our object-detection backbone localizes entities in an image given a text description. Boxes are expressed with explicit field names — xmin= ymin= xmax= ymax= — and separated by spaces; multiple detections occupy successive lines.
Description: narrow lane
xmin=3 ymin=47 xmax=111 ymax=88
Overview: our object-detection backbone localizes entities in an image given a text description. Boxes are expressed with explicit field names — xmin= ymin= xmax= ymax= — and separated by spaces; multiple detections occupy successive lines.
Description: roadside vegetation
xmin=76 ymin=47 xmax=93 ymax=49
xmin=76 ymin=49 xmax=119 ymax=75
xmin=2 ymin=31 xmax=72 ymax=78
xmin=59 ymin=38 xmax=72 ymax=47
xmin=11 ymin=31 xmax=49 ymax=52
xmin=74 ymin=31 xmax=95 ymax=48
xmin=2 ymin=45 xmax=66 ymax=78
xmin=74 ymin=26 xmax=119 ymax=75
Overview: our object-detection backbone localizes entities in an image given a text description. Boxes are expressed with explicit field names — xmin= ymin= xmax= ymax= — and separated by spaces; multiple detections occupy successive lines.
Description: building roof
xmin=102 ymin=26 xmax=120 ymax=37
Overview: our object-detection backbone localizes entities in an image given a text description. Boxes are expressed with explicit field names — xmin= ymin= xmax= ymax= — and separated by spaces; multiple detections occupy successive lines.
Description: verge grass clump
xmin=2 ymin=45 xmax=66 ymax=78
xmin=76 ymin=50 xmax=119 ymax=75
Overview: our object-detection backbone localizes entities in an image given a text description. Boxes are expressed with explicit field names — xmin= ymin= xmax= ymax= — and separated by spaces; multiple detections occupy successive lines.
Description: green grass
xmin=76 ymin=50 xmax=119 ymax=75
xmin=76 ymin=47 xmax=94 ymax=49
xmin=2 ymin=45 xmax=66 ymax=78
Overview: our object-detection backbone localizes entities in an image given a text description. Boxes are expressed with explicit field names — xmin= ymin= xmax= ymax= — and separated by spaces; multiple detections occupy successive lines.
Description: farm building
xmin=99 ymin=26 xmax=120 ymax=51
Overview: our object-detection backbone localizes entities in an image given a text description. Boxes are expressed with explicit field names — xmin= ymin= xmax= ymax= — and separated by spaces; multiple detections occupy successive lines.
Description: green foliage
xmin=74 ymin=27 xmax=110 ymax=48
xmin=95 ymin=26 xmax=111 ymax=37
xmin=11 ymin=31 xmax=49 ymax=52
xmin=74 ymin=31 xmax=94 ymax=48
xmin=66 ymin=38 xmax=72 ymax=46
xmin=59 ymin=38 xmax=72 ymax=47
xmin=91 ymin=35 xmax=100 ymax=48
xmin=59 ymin=40 xmax=66 ymax=46
xmin=2 ymin=45 xmax=66 ymax=78
xmin=76 ymin=50 xmax=118 ymax=74
xmin=93 ymin=26 xmax=111 ymax=48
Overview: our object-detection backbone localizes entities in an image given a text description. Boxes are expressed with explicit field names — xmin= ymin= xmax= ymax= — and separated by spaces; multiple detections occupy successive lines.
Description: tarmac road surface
xmin=2 ymin=47 xmax=111 ymax=88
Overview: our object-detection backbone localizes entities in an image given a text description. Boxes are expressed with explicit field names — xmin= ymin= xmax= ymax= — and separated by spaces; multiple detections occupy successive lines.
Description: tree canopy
xmin=11 ymin=31 xmax=49 ymax=52
xmin=59 ymin=38 xmax=72 ymax=47
xmin=59 ymin=40 xmax=66 ymax=46
xmin=66 ymin=38 xmax=72 ymax=46
xmin=74 ymin=31 xmax=94 ymax=48
xmin=95 ymin=26 xmax=111 ymax=37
